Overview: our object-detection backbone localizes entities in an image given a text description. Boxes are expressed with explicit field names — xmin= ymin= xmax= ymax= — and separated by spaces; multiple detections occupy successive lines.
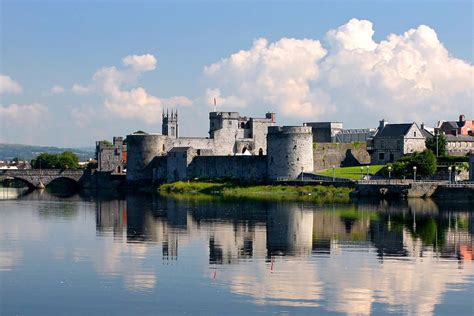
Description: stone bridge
xmin=0 ymin=169 xmax=85 ymax=188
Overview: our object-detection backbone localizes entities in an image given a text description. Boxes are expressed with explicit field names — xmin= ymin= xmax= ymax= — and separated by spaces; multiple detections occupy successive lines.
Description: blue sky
xmin=1 ymin=1 xmax=473 ymax=147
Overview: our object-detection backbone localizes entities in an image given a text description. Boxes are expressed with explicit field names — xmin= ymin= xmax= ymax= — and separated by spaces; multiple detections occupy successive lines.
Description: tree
xmin=32 ymin=151 xmax=79 ymax=169
xmin=426 ymin=133 xmax=447 ymax=157
xmin=392 ymin=150 xmax=437 ymax=178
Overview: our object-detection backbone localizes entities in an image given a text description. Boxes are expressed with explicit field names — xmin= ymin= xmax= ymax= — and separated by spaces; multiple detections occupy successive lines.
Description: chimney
xmin=459 ymin=114 xmax=465 ymax=122
xmin=379 ymin=119 xmax=387 ymax=130
xmin=421 ymin=122 xmax=425 ymax=131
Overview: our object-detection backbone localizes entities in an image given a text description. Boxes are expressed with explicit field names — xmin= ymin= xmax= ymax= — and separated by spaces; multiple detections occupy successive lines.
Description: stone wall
xmin=313 ymin=143 xmax=370 ymax=171
xmin=267 ymin=126 xmax=313 ymax=181
xmin=126 ymin=134 xmax=165 ymax=182
xmin=187 ymin=156 xmax=267 ymax=181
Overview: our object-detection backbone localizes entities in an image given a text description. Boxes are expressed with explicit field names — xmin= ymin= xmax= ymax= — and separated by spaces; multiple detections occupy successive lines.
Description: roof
xmin=445 ymin=135 xmax=474 ymax=142
xmin=421 ymin=128 xmax=434 ymax=138
xmin=442 ymin=121 xmax=463 ymax=129
xmin=168 ymin=146 xmax=192 ymax=152
xmin=376 ymin=123 xmax=414 ymax=138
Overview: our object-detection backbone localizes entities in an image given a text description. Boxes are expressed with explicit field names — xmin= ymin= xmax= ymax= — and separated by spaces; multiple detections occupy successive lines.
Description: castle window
xmin=197 ymin=149 xmax=201 ymax=156
xmin=162 ymin=144 xmax=165 ymax=151
xmin=240 ymin=122 xmax=245 ymax=128
xmin=259 ymin=148 xmax=263 ymax=156
xmin=228 ymin=120 xmax=232 ymax=126
xmin=414 ymin=131 xmax=416 ymax=137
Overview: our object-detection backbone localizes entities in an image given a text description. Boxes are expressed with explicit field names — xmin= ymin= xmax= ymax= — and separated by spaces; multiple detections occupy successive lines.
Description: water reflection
xmin=1 ymin=191 xmax=473 ymax=315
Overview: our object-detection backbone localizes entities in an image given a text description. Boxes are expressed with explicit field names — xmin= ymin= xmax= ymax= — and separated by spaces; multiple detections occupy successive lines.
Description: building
xmin=304 ymin=122 xmax=343 ymax=143
xmin=446 ymin=135 xmax=474 ymax=156
xmin=126 ymin=110 xmax=278 ymax=182
xmin=304 ymin=121 xmax=376 ymax=143
xmin=369 ymin=120 xmax=426 ymax=164
xmin=95 ymin=137 xmax=127 ymax=173
xmin=333 ymin=128 xmax=377 ymax=143
xmin=437 ymin=114 xmax=474 ymax=136
xmin=126 ymin=109 xmax=313 ymax=183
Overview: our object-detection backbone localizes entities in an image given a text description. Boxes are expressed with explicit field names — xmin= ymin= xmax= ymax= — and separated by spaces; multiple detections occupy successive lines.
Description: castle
xmin=122 ymin=110 xmax=314 ymax=183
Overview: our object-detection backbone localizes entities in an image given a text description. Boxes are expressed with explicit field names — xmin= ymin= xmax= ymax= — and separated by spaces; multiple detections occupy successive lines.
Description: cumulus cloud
xmin=0 ymin=103 xmax=48 ymax=122
xmin=71 ymin=83 xmax=92 ymax=95
xmin=0 ymin=74 xmax=23 ymax=94
xmin=203 ymin=19 xmax=473 ymax=126
xmin=50 ymin=85 xmax=65 ymax=94
xmin=73 ymin=54 xmax=191 ymax=123
xmin=122 ymin=54 xmax=157 ymax=72
xmin=0 ymin=103 xmax=49 ymax=143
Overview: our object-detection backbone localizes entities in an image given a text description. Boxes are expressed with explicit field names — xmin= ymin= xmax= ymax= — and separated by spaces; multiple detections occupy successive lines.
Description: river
xmin=1 ymin=189 xmax=473 ymax=315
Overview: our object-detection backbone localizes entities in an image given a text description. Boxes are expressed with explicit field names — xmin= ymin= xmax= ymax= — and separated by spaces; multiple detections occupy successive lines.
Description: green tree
xmin=425 ymin=133 xmax=447 ymax=157
xmin=392 ymin=150 xmax=437 ymax=178
xmin=32 ymin=151 xmax=79 ymax=169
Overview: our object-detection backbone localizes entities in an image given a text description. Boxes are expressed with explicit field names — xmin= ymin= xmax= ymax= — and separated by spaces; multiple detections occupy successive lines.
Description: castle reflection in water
xmin=95 ymin=195 xmax=474 ymax=263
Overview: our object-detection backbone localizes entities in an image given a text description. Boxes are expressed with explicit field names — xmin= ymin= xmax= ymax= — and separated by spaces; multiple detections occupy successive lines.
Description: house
xmin=369 ymin=120 xmax=426 ymax=164
xmin=438 ymin=114 xmax=474 ymax=136
xmin=445 ymin=135 xmax=474 ymax=156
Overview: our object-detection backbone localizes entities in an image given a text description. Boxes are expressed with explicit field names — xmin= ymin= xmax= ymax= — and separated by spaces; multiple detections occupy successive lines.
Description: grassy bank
xmin=317 ymin=165 xmax=384 ymax=180
xmin=159 ymin=181 xmax=352 ymax=203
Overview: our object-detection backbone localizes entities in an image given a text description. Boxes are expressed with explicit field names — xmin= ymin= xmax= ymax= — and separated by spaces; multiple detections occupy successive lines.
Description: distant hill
xmin=0 ymin=144 xmax=95 ymax=161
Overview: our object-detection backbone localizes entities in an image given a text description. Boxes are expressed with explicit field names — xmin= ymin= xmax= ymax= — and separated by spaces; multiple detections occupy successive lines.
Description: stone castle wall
xmin=187 ymin=156 xmax=267 ymax=181
xmin=312 ymin=143 xmax=370 ymax=171
xmin=267 ymin=126 xmax=313 ymax=181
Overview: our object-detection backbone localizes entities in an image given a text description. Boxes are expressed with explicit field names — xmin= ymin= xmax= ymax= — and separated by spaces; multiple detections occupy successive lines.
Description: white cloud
xmin=73 ymin=54 xmax=191 ymax=123
xmin=0 ymin=103 xmax=48 ymax=122
xmin=0 ymin=103 xmax=49 ymax=143
xmin=50 ymin=85 xmax=65 ymax=94
xmin=203 ymin=19 xmax=473 ymax=126
xmin=71 ymin=83 xmax=92 ymax=95
xmin=122 ymin=54 xmax=157 ymax=72
xmin=0 ymin=74 xmax=23 ymax=94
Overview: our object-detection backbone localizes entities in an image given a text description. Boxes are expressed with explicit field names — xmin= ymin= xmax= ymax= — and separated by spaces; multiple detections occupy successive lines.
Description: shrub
xmin=392 ymin=150 xmax=436 ymax=178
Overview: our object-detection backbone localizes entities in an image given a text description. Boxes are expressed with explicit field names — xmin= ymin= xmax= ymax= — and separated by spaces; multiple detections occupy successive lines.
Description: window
xmin=162 ymin=144 xmax=165 ymax=151
xmin=240 ymin=122 xmax=245 ymax=128
xmin=197 ymin=149 xmax=201 ymax=156
xmin=228 ymin=120 xmax=232 ymax=125
xmin=414 ymin=131 xmax=417 ymax=137
xmin=389 ymin=153 xmax=394 ymax=162
xmin=259 ymin=148 xmax=263 ymax=156
xmin=379 ymin=152 xmax=385 ymax=160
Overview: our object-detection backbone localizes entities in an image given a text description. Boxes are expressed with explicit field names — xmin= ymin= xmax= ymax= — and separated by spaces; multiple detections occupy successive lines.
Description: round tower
xmin=266 ymin=126 xmax=313 ymax=181
xmin=126 ymin=133 xmax=166 ymax=182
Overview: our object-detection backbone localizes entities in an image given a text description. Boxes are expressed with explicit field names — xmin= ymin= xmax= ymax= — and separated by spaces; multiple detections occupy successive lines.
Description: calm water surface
xmin=1 ymin=190 xmax=473 ymax=315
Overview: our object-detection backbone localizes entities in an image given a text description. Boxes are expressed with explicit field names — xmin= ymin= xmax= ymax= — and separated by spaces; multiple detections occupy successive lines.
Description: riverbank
xmin=159 ymin=181 xmax=352 ymax=202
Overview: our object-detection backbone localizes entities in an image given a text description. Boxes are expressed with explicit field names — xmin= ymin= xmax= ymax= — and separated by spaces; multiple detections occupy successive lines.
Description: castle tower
xmin=266 ymin=126 xmax=314 ymax=181
xmin=162 ymin=109 xmax=178 ymax=138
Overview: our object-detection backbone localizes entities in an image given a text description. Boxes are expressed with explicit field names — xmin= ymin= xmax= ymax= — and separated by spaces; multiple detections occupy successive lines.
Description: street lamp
xmin=448 ymin=166 xmax=452 ymax=183
xmin=388 ymin=165 xmax=392 ymax=181
xmin=360 ymin=166 xmax=364 ymax=180
xmin=332 ymin=165 xmax=336 ymax=182
xmin=366 ymin=166 xmax=370 ymax=179
xmin=413 ymin=166 xmax=417 ymax=181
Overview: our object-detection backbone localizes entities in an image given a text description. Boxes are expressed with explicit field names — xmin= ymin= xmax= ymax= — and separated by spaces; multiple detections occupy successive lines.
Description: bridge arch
xmin=1 ymin=169 xmax=84 ymax=189
xmin=3 ymin=176 xmax=37 ymax=189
